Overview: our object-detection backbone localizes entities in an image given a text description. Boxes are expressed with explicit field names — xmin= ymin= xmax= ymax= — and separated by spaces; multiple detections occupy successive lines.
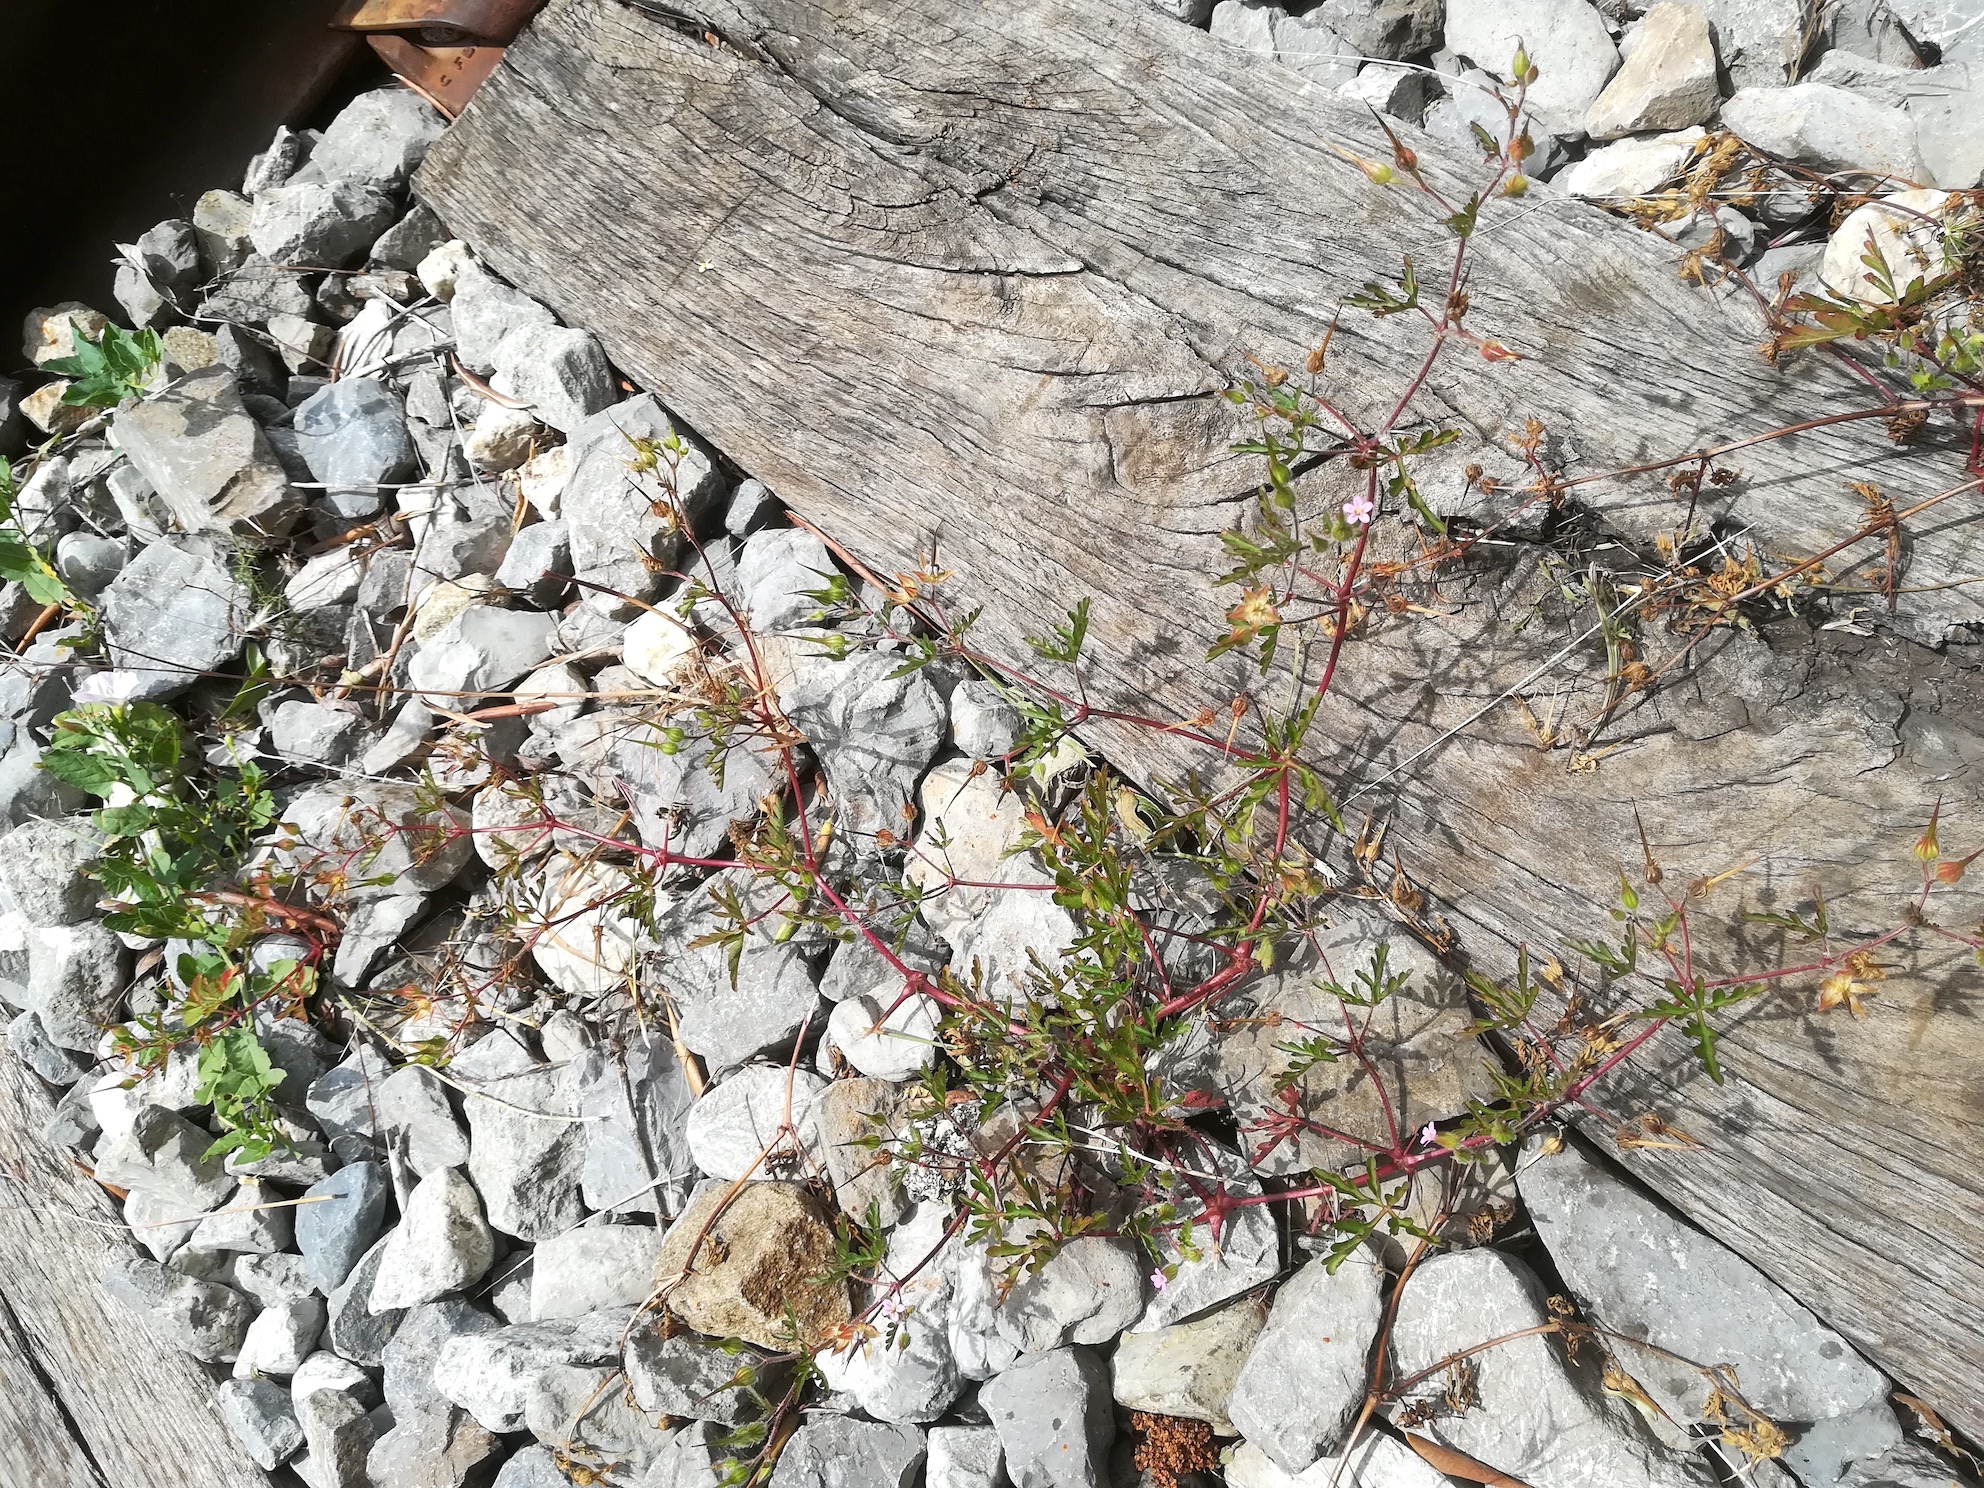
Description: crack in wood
xmin=0 ymin=1058 xmax=274 ymax=1488
xmin=0 ymin=1284 xmax=110 ymax=1488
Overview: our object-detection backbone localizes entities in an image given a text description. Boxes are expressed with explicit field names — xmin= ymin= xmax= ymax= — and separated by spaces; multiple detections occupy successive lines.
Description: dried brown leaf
xmin=1401 ymin=1434 xmax=1537 ymax=1487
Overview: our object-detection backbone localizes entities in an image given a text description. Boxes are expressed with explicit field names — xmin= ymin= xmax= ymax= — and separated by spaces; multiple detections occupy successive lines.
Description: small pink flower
xmin=1419 ymin=1121 xmax=1439 ymax=1147
xmin=1149 ymin=1268 xmax=1169 ymax=1291
xmin=1343 ymin=492 xmax=1376 ymax=527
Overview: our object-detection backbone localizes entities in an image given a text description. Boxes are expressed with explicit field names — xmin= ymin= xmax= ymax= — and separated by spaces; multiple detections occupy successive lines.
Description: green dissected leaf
xmin=1274 ymin=1032 xmax=1341 ymax=1081
xmin=884 ymin=635 xmax=947 ymax=680
xmin=1443 ymin=194 xmax=1483 ymax=238
xmin=1741 ymin=907 xmax=1826 ymax=940
xmin=1692 ymin=1017 xmax=1724 ymax=1083
xmin=1335 ymin=942 xmax=1411 ymax=1006
xmin=1464 ymin=945 xmax=1543 ymax=1031
xmin=1027 ymin=598 xmax=1091 ymax=666
xmin=1566 ymin=932 xmax=1637 ymax=976
xmin=1288 ymin=763 xmax=1342 ymax=830
xmin=1346 ymin=256 xmax=1422 ymax=318
xmin=1644 ymin=978 xmax=1763 ymax=1086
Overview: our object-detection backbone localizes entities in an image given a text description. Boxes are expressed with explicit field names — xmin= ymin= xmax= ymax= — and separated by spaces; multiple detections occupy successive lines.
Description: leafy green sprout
xmin=1266 ymin=939 xmax=1412 ymax=1085
xmin=192 ymin=1019 xmax=289 ymax=1162
xmin=42 ymin=323 xmax=164 ymax=409
xmin=1770 ymin=205 xmax=1984 ymax=394
xmin=0 ymin=456 xmax=82 ymax=612
xmin=40 ymin=700 xmax=296 ymax=1156
xmin=41 ymin=702 xmax=277 ymax=941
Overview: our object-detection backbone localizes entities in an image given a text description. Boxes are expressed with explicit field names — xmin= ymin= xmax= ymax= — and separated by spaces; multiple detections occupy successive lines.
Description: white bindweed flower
xmin=104 ymin=783 xmax=139 ymax=809
xmin=70 ymin=670 xmax=145 ymax=707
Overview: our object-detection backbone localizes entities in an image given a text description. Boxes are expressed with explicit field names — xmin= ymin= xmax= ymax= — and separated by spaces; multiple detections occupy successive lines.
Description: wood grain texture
xmin=0 ymin=1059 xmax=271 ymax=1488
xmin=0 ymin=1288 xmax=105 ymax=1488
xmin=419 ymin=0 xmax=1984 ymax=1432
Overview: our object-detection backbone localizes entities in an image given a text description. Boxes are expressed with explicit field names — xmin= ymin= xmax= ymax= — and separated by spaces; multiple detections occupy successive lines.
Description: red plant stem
xmin=1379 ymin=181 xmax=1500 ymax=437
xmin=1311 ymin=478 xmax=1377 ymax=707
xmin=192 ymin=891 xmax=341 ymax=937
xmin=492 ymin=813 xmax=738 ymax=875
xmin=1147 ymin=949 xmax=1257 ymax=1021
xmin=1253 ymin=1107 xmax=1397 ymax=1159
xmin=1381 ymin=1323 xmax=1565 ymax=1400
xmin=1555 ymin=393 xmax=1984 ymax=494
xmin=1342 ymin=996 xmax=1404 ymax=1154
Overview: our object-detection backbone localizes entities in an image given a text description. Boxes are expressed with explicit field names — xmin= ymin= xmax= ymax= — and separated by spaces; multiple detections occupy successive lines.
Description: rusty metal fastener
xmin=363 ymin=35 xmax=509 ymax=117
xmin=331 ymin=0 xmax=546 ymax=45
